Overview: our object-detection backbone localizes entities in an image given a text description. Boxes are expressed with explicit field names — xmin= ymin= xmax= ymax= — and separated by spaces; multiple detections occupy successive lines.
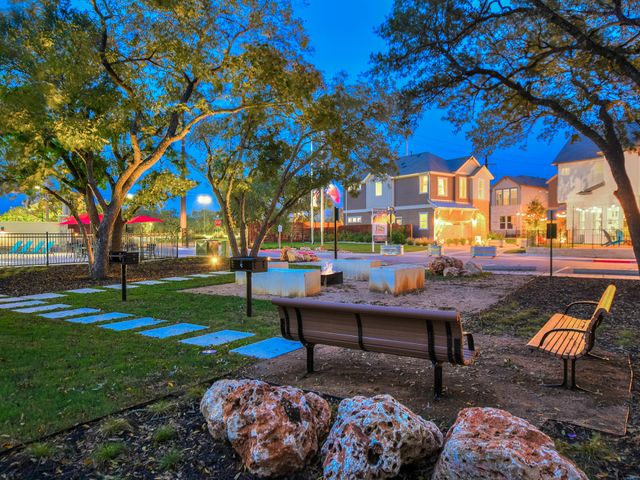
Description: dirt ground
xmin=239 ymin=335 xmax=632 ymax=436
xmin=187 ymin=273 xmax=533 ymax=314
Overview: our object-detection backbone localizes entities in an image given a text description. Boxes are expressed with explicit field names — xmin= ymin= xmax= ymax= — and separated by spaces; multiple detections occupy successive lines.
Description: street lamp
xmin=197 ymin=195 xmax=213 ymax=233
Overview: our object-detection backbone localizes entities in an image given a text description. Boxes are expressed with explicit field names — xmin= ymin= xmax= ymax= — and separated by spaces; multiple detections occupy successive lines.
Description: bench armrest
xmin=564 ymin=301 xmax=597 ymax=315
xmin=538 ymin=328 xmax=587 ymax=348
xmin=463 ymin=331 xmax=475 ymax=351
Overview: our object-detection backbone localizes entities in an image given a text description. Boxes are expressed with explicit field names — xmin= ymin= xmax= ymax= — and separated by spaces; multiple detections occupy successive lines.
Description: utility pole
xmin=320 ymin=188 xmax=324 ymax=246
xmin=310 ymin=140 xmax=314 ymax=244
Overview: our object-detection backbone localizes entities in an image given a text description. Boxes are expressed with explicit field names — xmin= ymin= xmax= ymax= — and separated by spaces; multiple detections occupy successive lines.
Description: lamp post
xmin=197 ymin=194 xmax=212 ymax=233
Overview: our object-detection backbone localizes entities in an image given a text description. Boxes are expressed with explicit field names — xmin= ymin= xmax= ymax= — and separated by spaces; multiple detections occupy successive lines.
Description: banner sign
xmin=325 ymin=183 xmax=343 ymax=209
xmin=371 ymin=208 xmax=388 ymax=242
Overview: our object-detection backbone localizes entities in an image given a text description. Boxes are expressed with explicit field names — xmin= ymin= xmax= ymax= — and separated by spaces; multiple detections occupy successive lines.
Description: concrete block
xmin=369 ymin=264 xmax=425 ymax=295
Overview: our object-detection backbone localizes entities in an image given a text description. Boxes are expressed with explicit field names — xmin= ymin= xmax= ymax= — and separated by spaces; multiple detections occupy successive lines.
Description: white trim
xmin=344 ymin=208 xmax=370 ymax=213
xmin=394 ymin=204 xmax=434 ymax=211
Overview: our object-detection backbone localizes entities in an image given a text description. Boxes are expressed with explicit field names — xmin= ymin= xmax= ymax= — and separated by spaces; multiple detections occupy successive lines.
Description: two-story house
xmin=344 ymin=151 xmax=493 ymax=242
xmin=553 ymin=135 xmax=640 ymax=244
xmin=490 ymin=176 xmax=549 ymax=236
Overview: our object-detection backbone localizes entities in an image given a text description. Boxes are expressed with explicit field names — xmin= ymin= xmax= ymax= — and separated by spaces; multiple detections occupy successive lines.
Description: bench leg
xmin=306 ymin=344 xmax=314 ymax=374
xmin=432 ymin=362 xmax=443 ymax=400
xmin=568 ymin=359 xmax=593 ymax=393
xmin=543 ymin=358 xmax=568 ymax=388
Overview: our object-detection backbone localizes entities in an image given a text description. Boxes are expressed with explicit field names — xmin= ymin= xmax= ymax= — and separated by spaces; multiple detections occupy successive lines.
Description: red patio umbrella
xmin=59 ymin=213 xmax=104 ymax=225
xmin=127 ymin=215 xmax=164 ymax=224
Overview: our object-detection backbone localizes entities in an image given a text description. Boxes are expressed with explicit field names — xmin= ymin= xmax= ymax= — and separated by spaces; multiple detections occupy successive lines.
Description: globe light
xmin=197 ymin=194 xmax=212 ymax=205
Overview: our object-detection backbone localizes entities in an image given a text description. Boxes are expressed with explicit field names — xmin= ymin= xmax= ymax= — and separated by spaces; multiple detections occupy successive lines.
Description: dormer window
xmin=375 ymin=181 xmax=383 ymax=196
xmin=437 ymin=177 xmax=447 ymax=196
xmin=459 ymin=177 xmax=467 ymax=199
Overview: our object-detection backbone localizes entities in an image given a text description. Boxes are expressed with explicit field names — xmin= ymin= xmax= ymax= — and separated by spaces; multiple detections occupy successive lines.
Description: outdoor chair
xmin=9 ymin=240 xmax=23 ymax=254
xmin=19 ymin=240 xmax=33 ymax=254
xmin=527 ymin=284 xmax=616 ymax=391
xmin=602 ymin=229 xmax=624 ymax=246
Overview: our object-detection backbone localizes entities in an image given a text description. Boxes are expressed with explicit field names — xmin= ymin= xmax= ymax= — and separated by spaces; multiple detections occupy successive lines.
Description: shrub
xmin=92 ymin=443 xmax=125 ymax=464
xmin=488 ymin=232 xmax=505 ymax=240
xmin=158 ymin=449 xmax=182 ymax=470
xmin=505 ymin=238 xmax=517 ymax=244
xmin=153 ymin=424 xmax=177 ymax=444
xmin=98 ymin=418 xmax=133 ymax=436
xmin=28 ymin=443 xmax=55 ymax=460
xmin=391 ymin=229 xmax=407 ymax=244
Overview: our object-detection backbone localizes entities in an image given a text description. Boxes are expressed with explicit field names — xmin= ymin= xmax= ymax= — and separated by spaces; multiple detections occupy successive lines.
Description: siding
xmin=394 ymin=175 xmax=428 ymax=206
xmin=430 ymin=174 xmax=454 ymax=201
xmin=346 ymin=184 xmax=366 ymax=210
xmin=396 ymin=207 xmax=434 ymax=239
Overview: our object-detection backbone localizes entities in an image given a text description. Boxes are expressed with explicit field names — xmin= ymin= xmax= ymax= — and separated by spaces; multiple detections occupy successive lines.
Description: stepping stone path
xmin=65 ymin=288 xmax=105 ymax=294
xmin=21 ymin=293 xmax=67 ymax=300
xmin=0 ymin=300 xmax=47 ymax=310
xmin=231 ymin=337 xmax=303 ymax=359
xmin=40 ymin=308 xmax=101 ymax=319
xmin=132 ymin=280 xmax=165 ymax=286
xmin=13 ymin=303 xmax=71 ymax=313
xmin=180 ymin=329 xmax=254 ymax=347
xmin=139 ymin=323 xmax=207 ymax=339
xmin=103 ymin=284 xmax=140 ymax=290
xmin=160 ymin=276 xmax=193 ymax=281
xmin=0 ymin=297 xmax=29 ymax=304
xmin=189 ymin=273 xmax=214 ymax=278
xmin=66 ymin=312 xmax=131 ymax=324
xmin=100 ymin=317 xmax=165 ymax=331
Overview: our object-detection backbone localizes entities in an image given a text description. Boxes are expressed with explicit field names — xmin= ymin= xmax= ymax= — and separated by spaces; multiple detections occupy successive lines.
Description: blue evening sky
xmin=0 ymin=0 xmax=564 ymax=215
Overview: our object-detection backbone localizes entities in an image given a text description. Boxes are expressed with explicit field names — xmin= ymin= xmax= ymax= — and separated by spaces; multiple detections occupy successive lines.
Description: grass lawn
xmin=0 ymin=274 xmax=280 ymax=446
xmin=261 ymin=241 xmax=428 ymax=253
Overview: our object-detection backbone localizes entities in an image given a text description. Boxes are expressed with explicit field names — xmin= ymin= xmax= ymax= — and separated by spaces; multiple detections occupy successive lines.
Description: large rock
xmin=429 ymin=255 xmax=463 ymax=276
xmin=463 ymin=261 xmax=483 ymax=275
xmin=322 ymin=394 xmax=443 ymax=480
xmin=433 ymin=407 xmax=588 ymax=480
xmin=201 ymin=379 xmax=331 ymax=478
xmin=443 ymin=266 xmax=461 ymax=277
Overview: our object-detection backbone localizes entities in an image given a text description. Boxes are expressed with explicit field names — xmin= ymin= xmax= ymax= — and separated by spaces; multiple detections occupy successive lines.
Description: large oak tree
xmin=375 ymin=0 xmax=640 ymax=269
xmin=0 ymin=0 xmax=308 ymax=278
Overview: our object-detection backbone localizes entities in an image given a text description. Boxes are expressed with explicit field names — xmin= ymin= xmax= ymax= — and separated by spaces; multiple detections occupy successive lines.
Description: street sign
xmin=277 ymin=225 xmax=283 ymax=233
xmin=214 ymin=219 xmax=222 ymax=227
xmin=546 ymin=223 xmax=557 ymax=239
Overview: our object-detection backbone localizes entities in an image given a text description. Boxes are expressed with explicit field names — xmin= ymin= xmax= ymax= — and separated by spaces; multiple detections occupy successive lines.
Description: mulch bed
xmin=0 ymin=258 xmax=228 ymax=296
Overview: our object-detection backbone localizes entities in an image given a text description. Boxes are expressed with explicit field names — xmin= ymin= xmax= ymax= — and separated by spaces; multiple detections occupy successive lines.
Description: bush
xmin=488 ymin=232 xmax=505 ymax=240
xmin=505 ymin=238 xmax=517 ymax=244
xmin=391 ymin=229 xmax=407 ymax=244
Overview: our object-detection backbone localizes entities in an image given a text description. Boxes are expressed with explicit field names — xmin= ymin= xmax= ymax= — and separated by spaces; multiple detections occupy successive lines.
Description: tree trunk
xmin=89 ymin=204 xmax=121 ymax=279
xmin=605 ymin=150 xmax=640 ymax=272
xmin=111 ymin=210 xmax=125 ymax=251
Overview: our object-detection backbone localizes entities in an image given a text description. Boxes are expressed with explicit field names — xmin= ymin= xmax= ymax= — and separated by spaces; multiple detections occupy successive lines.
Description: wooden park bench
xmin=271 ymin=298 xmax=479 ymax=399
xmin=526 ymin=284 xmax=616 ymax=391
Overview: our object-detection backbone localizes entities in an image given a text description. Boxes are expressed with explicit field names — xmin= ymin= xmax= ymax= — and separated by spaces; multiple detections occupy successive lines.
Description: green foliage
xmin=28 ymin=442 xmax=55 ymax=460
xmin=98 ymin=418 xmax=133 ymax=436
xmin=0 ymin=199 xmax=63 ymax=222
xmin=524 ymin=199 xmax=547 ymax=230
xmin=92 ymin=442 xmax=125 ymax=464
xmin=153 ymin=424 xmax=177 ymax=444
xmin=125 ymin=172 xmax=195 ymax=221
xmin=158 ymin=449 xmax=182 ymax=471
xmin=555 ymin=434 xmax=619 ymax=477
xmin=147 ymin=400 xmax=176 ymax=415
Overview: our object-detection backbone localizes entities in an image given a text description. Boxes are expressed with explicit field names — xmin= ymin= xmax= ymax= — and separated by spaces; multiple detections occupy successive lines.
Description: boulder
xmin=429 ymin=255 xmax=463 ymax=275
xmin=433 ymin=407 xmax=588 ymax=480
xmin=322 ymin=394 xmax=443 ymax=480
xmin=463 ymin=261 xmax=483 ymax=275
xmin=201 ymin=379 xmax=331 ymax=478
xmin=443 ymin=266 xmax=461 ymax=277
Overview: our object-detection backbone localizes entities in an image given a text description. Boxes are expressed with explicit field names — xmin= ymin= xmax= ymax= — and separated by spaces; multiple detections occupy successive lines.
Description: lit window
xmin=347 ymin=216 xmax=362 ymax=224
xmin=477 ymin=179 xmax=486 ymax=199
xmin=437 ymin=177 xmax=447 ymax=196
xmin=419 ymin=212 xmax=429 ymax=230
xmin=510 ymin=188 xmax=518 ymax=205
xmin=419 ymin=175 xmax=429 ymax=194
xmin=503 ymin=188 xmax=510 ymax=205
xmin=375 ymin=181 xmax=382 ymax=196
xmin=560 ymin=167 xmax=570 ymax=176
xmin=459 ymin=177 xmax=467 ymax=198
xmin=495 ymin=190 xmax=503 ymax=205
xmin=395 ymin=216 xmax=403 ymax=225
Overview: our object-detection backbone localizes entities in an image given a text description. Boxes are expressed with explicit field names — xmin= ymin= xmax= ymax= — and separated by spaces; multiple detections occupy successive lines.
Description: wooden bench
xmin=271 ymin=298 xmax=479 ymax=399
xmin=526 ymin=284 xmax=616 ymax=391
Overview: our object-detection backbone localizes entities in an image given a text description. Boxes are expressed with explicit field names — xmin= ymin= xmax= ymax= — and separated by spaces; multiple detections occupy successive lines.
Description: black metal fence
xmin=0 ymin=232 xmax=179 ymax=267
xmin=526 ymin=228 xmax=630 ymax=248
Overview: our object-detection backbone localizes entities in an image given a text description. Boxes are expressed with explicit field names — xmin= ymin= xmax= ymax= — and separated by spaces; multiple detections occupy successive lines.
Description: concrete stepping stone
xmin=230 ymin=337 xmax=303 ymax=359
xmin=0 ymin=294 xmax=6 ymax=297
xmin=0 ymin=297 xmax=24 ymax=304
xmin=138 ymin=323 xmax=207 ymax=339
xmin=65 ymin=288 xmax=105 ymax=294
xmin=131 ymin=280 xmax=165 ymax=286
xmin=188 ymin=273 xmax=214 ymax=278
xmin=208 ymin=271 xmax=231 ymax=275
xmin=40 ymin=308 xmax=100 ymax=319
xmin=160 ymin=276 xmax=192 ymax=281
xmin=100 ymin=317 xmax=165 ymax=331
xmin=180 ymin=329 xmax=254 ymax=347
xmin=21 ymin=293 xmax=67 ymax=300
xmin=103 ymin=283 xmax=140 ymax=290
xmin=0 ymin=300 xmax=47 ymax=310
xmin=66 ymin=312 xmax=131 ymax=324
xmin=13 ymin=303 xmax=71 ymax=313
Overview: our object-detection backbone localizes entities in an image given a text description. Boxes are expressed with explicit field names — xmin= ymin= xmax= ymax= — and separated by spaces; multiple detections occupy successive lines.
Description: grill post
xmin=246 ymin=271 xmax=252 ymax=317
xmin=306 ymin=344 xmax=314 ymax=373
xmin=432 ymin=362 xmax=443 ymax=400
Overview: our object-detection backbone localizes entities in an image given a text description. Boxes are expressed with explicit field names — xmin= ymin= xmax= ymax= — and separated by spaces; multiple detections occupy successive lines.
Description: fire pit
xmin=320 ymin=262 xmax=343 ymax=287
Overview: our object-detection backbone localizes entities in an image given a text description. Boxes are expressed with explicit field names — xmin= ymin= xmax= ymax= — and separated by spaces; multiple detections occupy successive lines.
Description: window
xmin=437 ymin=177 xmax=447 ymax=196
xmin=495 ymin=189 xmax=503 ymax=205
xmin=499 ymin=216 xmax=513 ymax=229
xmin=419 ymin=212 xmax=429 ymax=230
xmin=495 ymin=187 xmax=519 ymax=205
xmin=477 ymin=179 xmax=486 ymax=199
xmin=419 ymin=175 xmax=429 ymax=194
xmin=510 ymin=188 xmax=518 ymax=204
xmin=395 ymin=216 xmax=403 ymax=225
xmin=347 ymin=216 xmax=362 ymax=224
xmin=560 ymin=167 xmax=570 ymax=176
xmin=503 ymin=188 xmax=511 ymax=205
xmin=459 ymin=177 xmax=467 ymax=199
xmin=375 ymin=181 xmax=382 ymax=196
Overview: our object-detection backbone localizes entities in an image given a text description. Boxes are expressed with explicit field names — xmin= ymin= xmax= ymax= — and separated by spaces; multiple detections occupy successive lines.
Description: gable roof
xmin=494 ymin=175 xmax=549 ymax=188
xmin=394 ymin=151 xmax=480 ymax=176
xmin=553 ymin=136 xmax=602 ymax=165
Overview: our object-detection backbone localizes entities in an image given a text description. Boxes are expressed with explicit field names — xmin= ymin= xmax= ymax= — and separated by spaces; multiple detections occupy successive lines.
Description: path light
xmin=210 ymin=256 xmax=220 ymax=265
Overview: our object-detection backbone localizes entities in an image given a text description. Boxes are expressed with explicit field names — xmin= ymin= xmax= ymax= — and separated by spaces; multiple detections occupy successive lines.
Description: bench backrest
xmin=272 ymin=298 xmax=468 ymax=365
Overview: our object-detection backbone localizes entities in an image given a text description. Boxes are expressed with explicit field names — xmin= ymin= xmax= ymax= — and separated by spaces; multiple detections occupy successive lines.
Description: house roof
xmin=494 ymin=175 xmax=549 ymax=188
xmin=394 ymin=151 xmax=479 ymax=176
xmin=553 ymin=136 xmax=602 ymax=165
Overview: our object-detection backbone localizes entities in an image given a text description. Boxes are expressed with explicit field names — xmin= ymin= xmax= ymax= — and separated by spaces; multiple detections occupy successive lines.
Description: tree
xmin=375 ymin=0 xmax=640 ymax=270
xmin=0 ymin=0 xmax=307 ymax=278
xmin=0 ymin=199 xmax=63 ymax=222
xmin=194 ymin=80 xmax=396 ymax=256
xmin=524 ymin=199 xmax=547 ymax=230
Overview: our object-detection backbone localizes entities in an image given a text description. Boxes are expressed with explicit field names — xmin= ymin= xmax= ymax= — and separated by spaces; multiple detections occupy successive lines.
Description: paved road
xmin=261 ymin=246 xmax=639 ymax=280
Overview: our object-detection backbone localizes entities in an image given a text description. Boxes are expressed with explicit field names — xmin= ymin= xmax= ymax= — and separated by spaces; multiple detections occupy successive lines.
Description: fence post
xmin=176 ymin=234 xmax=179 ymax=258
xmin=45 ymin=232 xmax=49 ymax=266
